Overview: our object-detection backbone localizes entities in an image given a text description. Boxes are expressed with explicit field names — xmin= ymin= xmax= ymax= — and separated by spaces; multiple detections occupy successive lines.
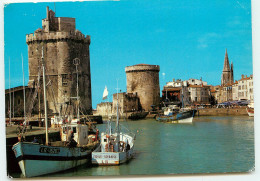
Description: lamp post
xmin=73 ymin=58 xmax=80 ymax=121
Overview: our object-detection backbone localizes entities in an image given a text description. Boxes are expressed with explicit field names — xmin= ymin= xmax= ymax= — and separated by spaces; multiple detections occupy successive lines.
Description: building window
xmin=18 ymin=98 xmax=21 ymax=105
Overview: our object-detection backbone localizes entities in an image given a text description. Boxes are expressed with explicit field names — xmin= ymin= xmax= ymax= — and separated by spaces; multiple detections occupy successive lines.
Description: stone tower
xmin=221 ymin=49 xmax=234 ymax=86
xmin=26 ymin=7 xmax=92 ymax=114
xmin=125 ymin=64 xmax=160 ymax=111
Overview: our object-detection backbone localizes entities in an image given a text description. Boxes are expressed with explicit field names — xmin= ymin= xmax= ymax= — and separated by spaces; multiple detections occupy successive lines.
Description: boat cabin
xmin=61 ymin=124 xmax=89 ymax=146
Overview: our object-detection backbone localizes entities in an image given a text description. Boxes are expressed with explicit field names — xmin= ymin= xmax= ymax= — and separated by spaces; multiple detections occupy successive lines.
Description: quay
xmin=196 ymin=107 xmax=248 ymax=116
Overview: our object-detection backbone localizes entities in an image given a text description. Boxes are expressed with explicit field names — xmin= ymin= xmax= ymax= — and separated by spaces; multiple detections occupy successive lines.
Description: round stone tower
xmin=26 ymin=7 xmax=92 ymax=114
xmin=125 ymin=64 xmax=160 ymax=111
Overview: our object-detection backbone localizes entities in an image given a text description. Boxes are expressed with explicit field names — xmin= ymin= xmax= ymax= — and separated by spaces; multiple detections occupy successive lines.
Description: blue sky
xmin=4 ymin=0 xmax=252 ymax=108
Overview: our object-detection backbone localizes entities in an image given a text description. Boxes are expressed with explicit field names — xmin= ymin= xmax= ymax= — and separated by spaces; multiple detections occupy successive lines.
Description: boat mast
xmin=13 ymin=86 xmax=15 ymax=119
xmin=116 ymin=80 xmax=120 ymax=152
xmin=21 ymin=54 xmax=27 ymax=125
xmin=116 ymin=81 xmax=119 ymax=134
xmin=181 ymin=85 xmax=184 ymax=109
xmin=9 ymin=57 xmax=11 ymax=125
xmin=41 ymin=47 xmax=49 ymax=145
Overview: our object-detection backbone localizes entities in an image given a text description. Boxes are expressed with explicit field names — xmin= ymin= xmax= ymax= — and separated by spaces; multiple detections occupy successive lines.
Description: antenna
xmin=54 ymin=2 xmax=56 ymax=14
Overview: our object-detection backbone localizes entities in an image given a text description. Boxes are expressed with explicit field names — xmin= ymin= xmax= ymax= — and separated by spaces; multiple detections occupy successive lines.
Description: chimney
xmin=242 ymin=74 xmax=244 ymax=79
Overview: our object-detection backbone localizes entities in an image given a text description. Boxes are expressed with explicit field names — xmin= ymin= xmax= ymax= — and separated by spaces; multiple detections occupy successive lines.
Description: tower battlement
xmin=26 ymin=31 xmax=90 ymax=44
xmin=125 ymin=64 xmax=160 ymax=72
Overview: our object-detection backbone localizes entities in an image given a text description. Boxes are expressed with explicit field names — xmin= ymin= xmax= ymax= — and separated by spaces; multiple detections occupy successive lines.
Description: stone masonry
xmin=125 ymin=64 xmax=160 ymax=111
xmin=26 ymin=7 xmax=92 ymax=114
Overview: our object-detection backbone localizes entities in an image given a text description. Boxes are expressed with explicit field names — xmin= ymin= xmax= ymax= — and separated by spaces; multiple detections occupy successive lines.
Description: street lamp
xmin=73 ymin=58 xmax=80 ymax=121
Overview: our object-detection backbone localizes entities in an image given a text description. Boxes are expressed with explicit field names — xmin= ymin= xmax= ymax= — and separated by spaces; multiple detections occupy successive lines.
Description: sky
xmin=4 ymin=0 xmax=253 ymax=109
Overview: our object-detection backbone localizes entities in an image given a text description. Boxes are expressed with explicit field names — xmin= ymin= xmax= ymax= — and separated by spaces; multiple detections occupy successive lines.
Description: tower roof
xmin=223 ymin=49 xmax=230 ymax=71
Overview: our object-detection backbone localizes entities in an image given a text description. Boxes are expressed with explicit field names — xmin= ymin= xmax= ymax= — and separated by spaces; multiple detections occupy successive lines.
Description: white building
xmin=237 ymin=75 xmax=253 ymax=101
xmin=184 ymin=78 xmax=207 ymax=86
xmin=164 ymin=78 xmax=210 ymax=105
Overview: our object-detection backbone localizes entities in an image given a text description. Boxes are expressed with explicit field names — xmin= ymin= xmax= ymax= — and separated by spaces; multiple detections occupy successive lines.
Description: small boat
xmin=92 ymin=86 xmax=135 ymax=165
xmin=246 ymin=102 xmax=254 ymax=117
xmin=156 ymin=107 xmax=197 ymax=123
xmin=128 ymin=112 xmax=148 ymax=120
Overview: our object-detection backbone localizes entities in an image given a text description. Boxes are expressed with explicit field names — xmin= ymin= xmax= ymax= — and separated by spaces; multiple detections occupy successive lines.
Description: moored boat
xmin=128 ymin=112 xmax=148 ymax=120
xmin=156 ymin=108 xmax=197 ymax=123
xmin=246 ymin=102 xmax=254 ymax=117
xmin=12 ymin=124 xmax=99 ymax=178
xmin=92 ymin=86 xmax=135 ymax=165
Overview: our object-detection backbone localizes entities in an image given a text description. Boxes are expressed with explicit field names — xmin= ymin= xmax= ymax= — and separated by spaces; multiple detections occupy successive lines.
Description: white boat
xmin=246 ymin=102 xmax=254 ymax=117
xmin=12 ymin=48 xmax=99 ymax=177
xmin=92 ymin=86 xmax=135 ymax=165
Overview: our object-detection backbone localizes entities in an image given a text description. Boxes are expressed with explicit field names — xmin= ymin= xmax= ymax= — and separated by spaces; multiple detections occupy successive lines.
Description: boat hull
xmin=92 ymin=133 xmax=135 ymax=165
xmin=92 ymin=147 xmax=134 ymax=165
xmin=156 ymin=110 xmax=197 ymax=123
xmin=246 ymin=108 xmax=254 ymax=117
xmin=12 ymin=142 xmax=93 ymax=177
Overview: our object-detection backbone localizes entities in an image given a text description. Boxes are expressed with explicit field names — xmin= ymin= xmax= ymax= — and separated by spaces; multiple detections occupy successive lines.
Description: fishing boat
xmin=91 ymin=86 xmax=135 ymax=165
xmin=12 ymin=48 xmax=99 ymax=177
xmin=156 ymin=107 xmax=197 ymax=123
xmin=157 ymin=89 xmax=197 ymax=123
xmin=128 ymin=112 xmax=148 ymax=120
xmin=12 ymin=123 xmax=99 ymax=178
xmin=246 ymin=101 xmax=254 ymax=117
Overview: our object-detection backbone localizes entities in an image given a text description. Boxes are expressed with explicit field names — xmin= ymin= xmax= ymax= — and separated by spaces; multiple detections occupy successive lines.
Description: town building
xmin=162 ymin=78 xmax=211 ymax=106
xmin=112 ymin=92 xmax=140 ymax=115
xmin=95 ymin=92 xmax=140 ymax=118
xmin=5 ymin=86 xmax=38 ymax=118
xmin=96 ymin=102 xmax=113 ymax=117
xmin=237 ymin=74 xmax=253 ymax=101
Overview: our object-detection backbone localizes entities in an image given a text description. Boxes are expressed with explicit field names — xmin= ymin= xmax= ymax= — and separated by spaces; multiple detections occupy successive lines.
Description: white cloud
xmin=197 ymin=33 xmax=221 ymax=49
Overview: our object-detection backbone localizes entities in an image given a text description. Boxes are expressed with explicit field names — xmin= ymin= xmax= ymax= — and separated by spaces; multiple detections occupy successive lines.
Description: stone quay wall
xmin=196 ymin=108 xmax=248 ymax=116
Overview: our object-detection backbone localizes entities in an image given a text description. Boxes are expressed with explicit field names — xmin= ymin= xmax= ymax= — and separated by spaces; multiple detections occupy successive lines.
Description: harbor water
xmin=10 ymin=116 xmax=254 ymax=178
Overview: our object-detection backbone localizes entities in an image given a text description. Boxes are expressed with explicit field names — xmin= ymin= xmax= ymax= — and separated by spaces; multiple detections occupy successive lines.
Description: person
xmin=67 ymin=130 xmax=77 ymax=147
xmin=68 ymin=130 xmax=73 ymax=141
xmin=32 ymin=137 xmax=38 ymax=143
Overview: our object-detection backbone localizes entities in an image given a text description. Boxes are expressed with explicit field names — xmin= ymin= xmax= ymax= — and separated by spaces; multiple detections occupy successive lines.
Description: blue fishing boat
xmin=156 ymin=107 xmax=197 ymax=123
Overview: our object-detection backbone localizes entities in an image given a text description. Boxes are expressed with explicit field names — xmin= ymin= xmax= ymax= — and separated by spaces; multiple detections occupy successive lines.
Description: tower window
xmin=62 ymin=82 xmax=68 ymax=87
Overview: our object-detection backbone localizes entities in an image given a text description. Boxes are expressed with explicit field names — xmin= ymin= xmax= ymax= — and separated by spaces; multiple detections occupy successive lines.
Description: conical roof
xmin=223 ymin=49 xmax=230 ymax=71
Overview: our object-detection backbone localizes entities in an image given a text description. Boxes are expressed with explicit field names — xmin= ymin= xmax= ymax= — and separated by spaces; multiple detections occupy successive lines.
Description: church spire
xmin=223 ymin=49 xmax=230 ymax=72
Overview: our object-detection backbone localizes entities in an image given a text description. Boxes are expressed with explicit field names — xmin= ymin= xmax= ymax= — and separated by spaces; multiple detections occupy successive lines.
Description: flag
xmin=102 ymin=86 xmax=108 ymax=100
